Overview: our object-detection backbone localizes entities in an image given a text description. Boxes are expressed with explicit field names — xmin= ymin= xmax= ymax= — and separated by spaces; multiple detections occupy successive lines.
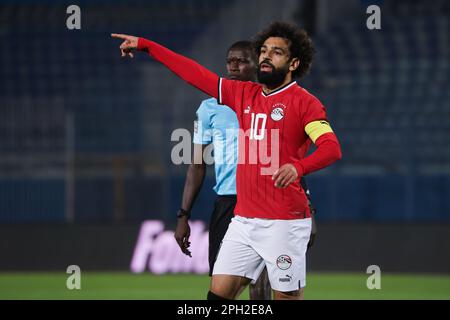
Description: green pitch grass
xmin=0 ymin=272 xmax=449 ymax=300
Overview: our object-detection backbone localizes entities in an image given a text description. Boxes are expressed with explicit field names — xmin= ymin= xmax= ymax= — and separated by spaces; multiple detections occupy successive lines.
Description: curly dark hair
xmin=252 ymin=21 xmax=315 ymax=79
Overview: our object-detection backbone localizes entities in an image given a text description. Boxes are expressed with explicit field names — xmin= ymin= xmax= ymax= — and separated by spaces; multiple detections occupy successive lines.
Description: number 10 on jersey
xmin=250 ymin=113 xmax=267 ymax=140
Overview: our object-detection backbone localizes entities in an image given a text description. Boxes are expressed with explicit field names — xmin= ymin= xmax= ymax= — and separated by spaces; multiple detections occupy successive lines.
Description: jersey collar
xmin=261 ymin=81 xmax=297 ymax=98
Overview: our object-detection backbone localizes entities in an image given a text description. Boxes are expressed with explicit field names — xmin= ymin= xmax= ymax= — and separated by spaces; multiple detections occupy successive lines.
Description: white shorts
xmin=212 ymin=215 xmax=311 ymax=292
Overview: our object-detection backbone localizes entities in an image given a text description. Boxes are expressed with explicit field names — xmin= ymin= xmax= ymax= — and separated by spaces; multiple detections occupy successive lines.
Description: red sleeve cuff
xmin=292 ymin=161 xmax=305 ymax=178
xmin=137 ymin=37 xmax=151 ymax=52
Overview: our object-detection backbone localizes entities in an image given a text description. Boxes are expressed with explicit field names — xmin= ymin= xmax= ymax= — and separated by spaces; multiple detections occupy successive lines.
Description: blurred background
xmin=0 ymin=0 xmax=449 ymax=299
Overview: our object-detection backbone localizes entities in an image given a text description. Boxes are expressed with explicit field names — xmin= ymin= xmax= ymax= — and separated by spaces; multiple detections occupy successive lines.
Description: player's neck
xmin=262 ymin=76 xmax=294 ymax=95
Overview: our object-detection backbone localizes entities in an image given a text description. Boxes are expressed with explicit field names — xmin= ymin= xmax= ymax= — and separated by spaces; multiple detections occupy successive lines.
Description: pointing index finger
xmin=111 ymin=33 xmax=127 ymax=40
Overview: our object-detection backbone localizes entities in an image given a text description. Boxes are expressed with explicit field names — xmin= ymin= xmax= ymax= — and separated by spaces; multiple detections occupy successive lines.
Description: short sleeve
xmin=193 ymin=101 xmax=213 ymax=145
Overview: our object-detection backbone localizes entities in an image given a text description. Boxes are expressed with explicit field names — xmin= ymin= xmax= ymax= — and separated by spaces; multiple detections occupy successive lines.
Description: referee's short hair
xmin=227 ymin=41 xmax=257 ymax=63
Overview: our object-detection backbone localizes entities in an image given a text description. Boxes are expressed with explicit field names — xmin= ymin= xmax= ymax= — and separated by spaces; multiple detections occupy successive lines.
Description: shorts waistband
xmin=216 ymin=194 xmax=237 ymax=199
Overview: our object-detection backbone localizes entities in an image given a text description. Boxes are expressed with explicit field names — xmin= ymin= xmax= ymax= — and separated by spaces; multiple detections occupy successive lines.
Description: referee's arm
xmin=174 ymin=143 xmax=209 ymax=257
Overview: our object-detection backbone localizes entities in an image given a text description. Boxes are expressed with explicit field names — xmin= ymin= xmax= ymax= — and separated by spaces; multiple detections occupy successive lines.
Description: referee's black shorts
xmin=208 ymin=195 xmax=236 ymax=276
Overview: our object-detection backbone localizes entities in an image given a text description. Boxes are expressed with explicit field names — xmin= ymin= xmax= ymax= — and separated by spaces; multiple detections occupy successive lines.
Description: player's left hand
xmin=174 ymin=217 xmax=192 ymax=257
xmin=272 ymin=164 xmax=298 ymax=188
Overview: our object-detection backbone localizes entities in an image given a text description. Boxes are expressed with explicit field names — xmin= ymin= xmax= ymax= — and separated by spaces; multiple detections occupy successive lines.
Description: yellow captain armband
xmin=304 ymin=120 xmax=334 ymax=143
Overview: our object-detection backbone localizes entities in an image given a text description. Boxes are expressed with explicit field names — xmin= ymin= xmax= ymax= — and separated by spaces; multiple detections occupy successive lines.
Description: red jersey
xmin=136 ymin=37 xmax=342 ymax=220
xmin=219 ymin=78 xmax=328 ymax=219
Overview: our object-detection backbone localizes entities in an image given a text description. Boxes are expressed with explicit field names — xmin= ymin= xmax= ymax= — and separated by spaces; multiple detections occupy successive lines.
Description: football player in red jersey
xmin=112 ymin=21 xmax=341 ymax=300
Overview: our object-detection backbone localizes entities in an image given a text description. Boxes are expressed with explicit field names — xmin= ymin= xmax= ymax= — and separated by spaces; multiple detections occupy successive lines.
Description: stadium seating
xmin=0 ymin=1 xmax=232 ymax=222
xmin=305 ymin=15 xmax=449 ymax=170
xmin=300 ymin=2 xmax=450 ymax=220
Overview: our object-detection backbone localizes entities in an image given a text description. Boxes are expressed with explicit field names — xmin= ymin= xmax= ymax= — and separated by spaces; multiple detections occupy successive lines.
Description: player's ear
xmin=289 ymin=58 xmax=300 ymax=72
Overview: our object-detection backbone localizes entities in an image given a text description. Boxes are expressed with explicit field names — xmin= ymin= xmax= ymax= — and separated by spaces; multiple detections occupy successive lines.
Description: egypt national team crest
xmin=270 ymin=103 xmax=286 ymax=121
xmin=276 ymin=255 xmax=292 ymax=270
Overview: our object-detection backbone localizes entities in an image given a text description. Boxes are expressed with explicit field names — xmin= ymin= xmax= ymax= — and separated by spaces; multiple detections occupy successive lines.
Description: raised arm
xmin=111 ymin=34 xmax=219 ymax=98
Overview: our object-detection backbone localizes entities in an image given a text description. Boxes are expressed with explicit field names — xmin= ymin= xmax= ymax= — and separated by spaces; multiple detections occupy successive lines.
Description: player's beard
xmin=257 ymin=61 xmax=290 ymax=88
